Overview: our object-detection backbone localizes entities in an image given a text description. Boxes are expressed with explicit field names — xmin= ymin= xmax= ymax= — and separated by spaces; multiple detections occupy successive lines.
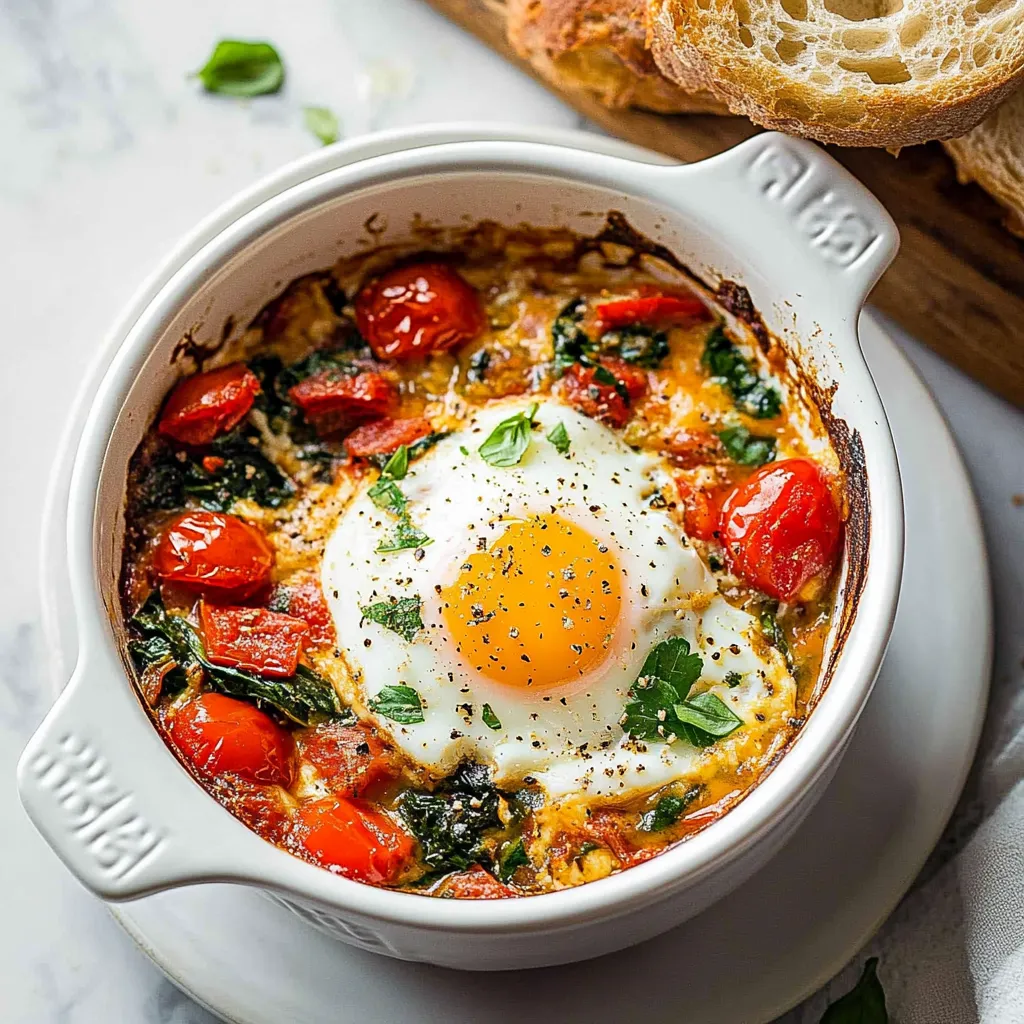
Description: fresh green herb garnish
xmin=380 ymin=445 xmax=409 ymax=480
xmin=376 ymin=518 xmax=432 ymax=554
xmin=360 ymin=596 xmax=423 ymax=642
xmin=195 ymin=40 xmax=284 ymax=97
xmin=621 ymin=637 xmax=742 ymax=747
xmin=478 ymin=403 xmax=538 ymax=467
xmin=368 ymin=431 xmax=449 ymax=470
xmin=482 ymin=703 xmax=502 ymax=730
xmin=718 ymin=424 xmax=777 ymax=467
xmin=303 ymin=105 xmax=339 ymax=146
xmin=398 ymin=762 xmax=504 ymax=872
xmin=702 ymin=326 xmax=782 ymax=419
xmin=129 ymin=594 xmax=345 ymax=725
xmin=546 ymin=421 xmax=571 ymax=454
xmin=760 ymin=603 xmax=792 ymax=668
xmin=496 ymin=838 xmax=529 ymax=881
xmin=672 ymin=692 xmax=743 ymax=746
xmin=368 ymin=444 xmax=433 ymax=553
xmin=367 ymin=477 xmax=406 ymax=515
xmin=459 ymin=445 xmax=470 ymax=457
xmin=369 ymin=684 xmax=424 ymax=724
xmin=603 ymin=324 xmax=669 ymax=368
xmin=551 ymin=297 xmax=596 ymax=376
xmin=638 ymin=787 xmax=701 ymax=832
xmin=725 ymin=671 xmax=743 ymax=687
xmin=821 ymin=958 xmax=888 ymax=1024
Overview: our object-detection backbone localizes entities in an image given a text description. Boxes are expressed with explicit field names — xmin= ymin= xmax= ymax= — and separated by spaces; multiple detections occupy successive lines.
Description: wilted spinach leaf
xmin=551 ymin=297 xmax=596 ymax=376
xmin=702 ymin=326 xmax=782 ymax=419
xmin=718 ymin=424 xmax=777 ymax=467
xmin=602 ymin=324 xmax=669 ymax=368
xmin=638 ymin=787 xmax=701 ymax=832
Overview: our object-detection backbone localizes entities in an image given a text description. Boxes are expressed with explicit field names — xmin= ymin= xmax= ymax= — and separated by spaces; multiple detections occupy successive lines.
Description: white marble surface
xmin=1 ymin=1 xmax=1021 ymax=1021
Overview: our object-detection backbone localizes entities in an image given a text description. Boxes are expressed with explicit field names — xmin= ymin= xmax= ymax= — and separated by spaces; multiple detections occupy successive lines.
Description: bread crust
xmin=507 ymin=0 xmax=728 ymax=114
xmin=944 ymin=90 xmax=1024 ymax=238
xmin=648 ymin=0 xmax=1024 ymax=147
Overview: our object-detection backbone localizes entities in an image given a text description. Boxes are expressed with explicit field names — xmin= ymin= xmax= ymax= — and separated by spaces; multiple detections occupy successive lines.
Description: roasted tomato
xmin=158 ymin=364 xmax=260 ymax=446
xmin=270 ymin=576 xmax=336 ymax=646
xmin=585 ymin=809 xmax=658 ymax=868
xmin=344 ymin=416 xmax=433 ymax=457
xmin=719 ymin=458 xmax=842 ymax=601
xmin=560 ymin=363 xmax=631 ymax=428
xmin=296 ymin=798 xmax=414 ymax=883
xmin=297 ymin=722 xmax=397 ymax=798
xmin=154 ymin=511 xmax=274 ymax=599
xmin=170 ymin=693 xmax=294 ymax=786
xmin=597 ymin=356 xmax=648 ymax=401
xmin=595 ymin=292 xmax=708 ymax=331
xmin=199 ymin=602 xmax=308 ymax=678
xmin=439 ymin=865 xmax=519 ymax=899
xmin=354 ymin=262 xmax=484 ymax=360
xmin=663 ymin=429 xmax=723 ymax=469
xmin=675 ymin=477 xmax=729 ymax=542
xmin=288 ymin=370 xmax=394 ymax=437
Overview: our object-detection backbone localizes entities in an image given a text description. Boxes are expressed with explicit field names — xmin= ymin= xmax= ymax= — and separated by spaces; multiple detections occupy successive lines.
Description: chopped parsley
xmin=702 ymin=326 xmax=782 ymax=419
xmin=718 ymin=424 xmax=777 ymax=467
xmin=481 ymin=703 xmax=502 ymax=730
xmin=821 ymin=958 xmax=888 ymax=1024
xmin=369 ymin=684 xmax=424 ymax=724
xmin=478 ymin=403 xmax=538 ymax=467
xmin=621 ymin=637 xmax=742 ymax=747
xmin=368 ymin=445 xmax=433 ymax=553
xmin=638 ymin=787 xmax=701 ymax=832
xmin=194 ymin=40 xmax=285 ymax=97
xmin=546 ymin=421 xmax=571 ymax=454
xmin=360 ymin=596 xmax=423 ymax=643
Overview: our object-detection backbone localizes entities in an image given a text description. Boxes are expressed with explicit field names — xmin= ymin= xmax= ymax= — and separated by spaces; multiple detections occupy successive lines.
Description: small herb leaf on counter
xmin=303 ymin=105 xmax=339 ymax=146
xmin=482 ymin=703 xmax=502 ymax=730
xmin=195 ymin=40 xmax=284 ymax=97
xmin=702 ymin=326 xmax=782 ymax=419
xmin=546 ymin=421 xmax=571 ymax=454
xmin=718 ymin=424 xmax=777 ymax=467
xmin=820 ymin=958 xmax=888 ymax=1024
xmin=478 ymin=403 xmax=538 ymax=467
xmin=638 ymin=787 xmax=701 ymax=832
xmin=360 ymin=597 xmax=423 ymax=642
xmin=369 ymin=685 xmax=424 ymax=725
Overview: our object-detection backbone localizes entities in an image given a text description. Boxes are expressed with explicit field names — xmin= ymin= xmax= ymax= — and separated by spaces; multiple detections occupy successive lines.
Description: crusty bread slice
xmin=507 ymin=0 xmax=728 ymax=113
xmin=648 ymin=0 xmax=1024 ymax=147
xmin=944 ymin=87 xmax=1024 ymax=236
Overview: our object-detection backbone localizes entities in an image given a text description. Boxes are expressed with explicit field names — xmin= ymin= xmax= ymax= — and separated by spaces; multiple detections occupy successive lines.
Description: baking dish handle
xmin=639 ymin=132 xmax=899 ymax=320
xmin=17 ymin=646 xmax=275 ymax=900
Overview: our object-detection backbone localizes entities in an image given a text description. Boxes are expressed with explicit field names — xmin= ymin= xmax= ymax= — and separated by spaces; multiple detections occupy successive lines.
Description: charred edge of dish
xmin=168 ymin=325 xmax=227 ymax=371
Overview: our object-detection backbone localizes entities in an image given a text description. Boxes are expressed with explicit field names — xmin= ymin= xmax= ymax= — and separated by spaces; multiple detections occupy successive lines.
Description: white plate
xmin=39 ymin=127 xmax=990 ymax=1024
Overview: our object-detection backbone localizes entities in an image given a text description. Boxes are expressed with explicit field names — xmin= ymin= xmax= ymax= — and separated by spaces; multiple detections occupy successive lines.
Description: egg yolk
xmin=440 ymin=513 xmax=623 ymax=690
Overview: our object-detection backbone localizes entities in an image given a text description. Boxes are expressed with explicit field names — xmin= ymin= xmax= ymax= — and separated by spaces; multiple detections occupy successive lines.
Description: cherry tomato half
xmin=719 ymin=458 xmax=842 ymax=601
xmin=199 ymin=602 xmax=308 ymax=678
xmin=288 ymin=370 xmax=394 ymax=437
xmin=297 ymin=722 xmax=397 ymax=799
xmin=158 ymin=364 xmax=260 ymax=446
xmin=560 ymin=363 xmax=632 ymax=428
xmin=270 ymin=575 xmax=337 ymax=647
xmin=439 ymin=865 xmax=519 ymax=899
xmin=154 ymin=511 xmax=274 ymax=599
xmin=296 ymin=798 xmax=414 ymax=883
xmin=675 ymin=477 xmax=729 ymax=542
xmin=595 ymin=292 xmax=709 ymax=332
xmin=170 ymin=693 xmax=294 ymax=786
xmin=344 ymin=416 xmax=433 ymax=457
xmin=354 ymin=262 xmax=484 ymax=360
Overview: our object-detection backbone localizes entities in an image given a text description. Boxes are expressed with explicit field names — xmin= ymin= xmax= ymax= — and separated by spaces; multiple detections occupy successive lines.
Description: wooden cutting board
xmin=425 ymin=0 xmax=1024 ymax=408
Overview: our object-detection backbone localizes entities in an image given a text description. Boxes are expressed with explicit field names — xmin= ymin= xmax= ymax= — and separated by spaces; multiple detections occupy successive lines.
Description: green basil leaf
xmin=478 ymin=403 xmax=537 ymax=467
xmin=482 ymin=703 xmax=502 ymax=730
xmin=195 ymin=40 xmax=284 ymax=97
xmin=303 ymin=105 xmax=339 ymax=146
xmin=496 ymin=838 xmax=529 ymax=882
xmin=638 ymin=787 xmax=701 ymax=832
xmin=360 ymin=596 xmax=423 ymax=642
xmin=369 ymin=684 xmax=424 ymax=724
xmin=368 ymin=477 xmax=407 ymax=515
xmin=621 ymin=676 xmax=685 ymax=740
xmin=638 ymin=637 xmax=703 ymax=701
xmin=821 ymin=959 xmax=888 ymax=1024
xmin=718 ymin=424 xmax=777 ymax=467
xmin=673 ymin=691 xmax=743 ymax=746
xmin=381 ymin=444 xmax=409 ymax=480
xmin=376 ymin=516 xmax=432 ymax=554
xmin=546 ymin=421 xmax=571 ymax=454
xmin=702 ymin=326 xmax=782 ymax=419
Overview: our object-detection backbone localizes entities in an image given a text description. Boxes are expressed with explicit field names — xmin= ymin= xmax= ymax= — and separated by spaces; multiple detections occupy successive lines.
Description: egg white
xmin=321 ymin=398 xmax=796 ymax=800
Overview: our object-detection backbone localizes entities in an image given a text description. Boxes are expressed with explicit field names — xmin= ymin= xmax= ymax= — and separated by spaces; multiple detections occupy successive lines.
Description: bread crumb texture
xmin=648 ymin=0 xmax=1024 ymax=145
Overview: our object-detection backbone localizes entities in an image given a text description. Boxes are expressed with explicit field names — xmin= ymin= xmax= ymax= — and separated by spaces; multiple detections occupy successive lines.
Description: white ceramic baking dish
xmin=18 ymin=129 xmax=902 ymax=971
